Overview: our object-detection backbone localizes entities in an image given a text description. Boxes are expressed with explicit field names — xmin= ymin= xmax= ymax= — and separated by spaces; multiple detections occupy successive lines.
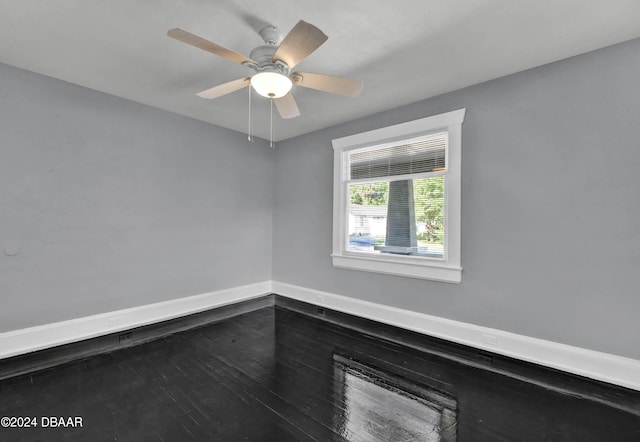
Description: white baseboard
xmin=0 ymin=281 xmax=272 ymax=360
xmin=272 ymin=281 xmax=640 ymax=391
xmin=4 ymin=279 xmax=639 ymax=392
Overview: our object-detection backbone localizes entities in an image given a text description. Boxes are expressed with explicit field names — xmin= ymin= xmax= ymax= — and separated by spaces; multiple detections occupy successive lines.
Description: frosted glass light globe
xmin=251 ymin=72 xmax=292 ymax=98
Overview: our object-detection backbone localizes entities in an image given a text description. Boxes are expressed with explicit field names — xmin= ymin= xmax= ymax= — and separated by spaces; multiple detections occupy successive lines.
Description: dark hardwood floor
xmin=0 ymin=303 xmax=639 ymax=441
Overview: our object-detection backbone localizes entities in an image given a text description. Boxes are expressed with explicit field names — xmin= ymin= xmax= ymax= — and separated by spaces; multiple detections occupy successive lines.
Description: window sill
xmin=331 ymin=253 xmax=462 ymax=283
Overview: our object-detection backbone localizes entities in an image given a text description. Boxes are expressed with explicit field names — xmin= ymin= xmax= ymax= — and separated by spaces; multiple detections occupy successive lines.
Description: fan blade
xmin=167 ymin=28 xmax=255 ymax=65
xmin=272 ymin=20 xmax=328 ymax=69
xmin=196 ymin=77 xmax=250 ymax=99
xmin=273 ymin=93 xmax=300 ymax=119
xmin=291 ymin=72 xmax=363 ymax=97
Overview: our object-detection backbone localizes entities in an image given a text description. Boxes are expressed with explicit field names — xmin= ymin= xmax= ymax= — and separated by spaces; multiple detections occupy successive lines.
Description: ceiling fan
xmin=167 ymin=20 xmax=363 ymax=119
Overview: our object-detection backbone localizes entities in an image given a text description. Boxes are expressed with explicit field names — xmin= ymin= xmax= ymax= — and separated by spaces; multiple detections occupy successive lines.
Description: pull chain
xmin=247 ymin=83 xmax=252 ymax=142
xmin=270 ymin=98 xmax=274 ymax=149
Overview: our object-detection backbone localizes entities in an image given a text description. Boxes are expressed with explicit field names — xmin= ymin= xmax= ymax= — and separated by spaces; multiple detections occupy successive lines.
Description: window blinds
xmin=349 ymin=133 xmax=447 ymax=180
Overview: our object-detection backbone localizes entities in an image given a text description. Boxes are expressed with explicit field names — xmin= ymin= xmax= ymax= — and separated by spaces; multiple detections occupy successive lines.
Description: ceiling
xmin=2 ymin=1 xmax=640 ymax=142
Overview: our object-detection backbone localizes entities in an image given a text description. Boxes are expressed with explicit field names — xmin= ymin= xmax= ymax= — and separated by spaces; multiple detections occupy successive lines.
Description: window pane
xmin=348 ymin=177 xmax=445 ymax=258
xmin=348 ymin=182 xmax=388 ymax=251
xmin=413 ymin=177 xmax=445 ymax=258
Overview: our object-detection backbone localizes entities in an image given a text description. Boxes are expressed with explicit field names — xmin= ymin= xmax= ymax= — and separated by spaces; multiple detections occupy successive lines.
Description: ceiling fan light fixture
xmin=251 ymin=72 xmax=292 ymax=98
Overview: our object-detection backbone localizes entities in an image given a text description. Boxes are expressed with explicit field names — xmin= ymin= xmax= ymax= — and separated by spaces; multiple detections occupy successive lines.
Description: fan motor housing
xmin=249 ymin=45 xmax=277 ymax=66
xmin=248 ymin=45 xmax=289 ymax=75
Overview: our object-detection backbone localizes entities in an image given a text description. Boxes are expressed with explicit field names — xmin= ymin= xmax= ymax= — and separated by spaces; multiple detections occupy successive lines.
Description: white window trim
xmin=331 ymin=108 xmax=466 ymax=283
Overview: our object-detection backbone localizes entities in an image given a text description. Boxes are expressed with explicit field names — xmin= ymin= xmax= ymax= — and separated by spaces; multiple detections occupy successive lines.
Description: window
xmin=332 ymin=109 xmax=465 ymax=283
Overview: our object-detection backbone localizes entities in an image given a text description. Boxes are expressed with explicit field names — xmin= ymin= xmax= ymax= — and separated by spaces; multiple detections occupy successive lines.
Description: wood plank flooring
xmin=0 ymin=304 xmax=638 ymax=441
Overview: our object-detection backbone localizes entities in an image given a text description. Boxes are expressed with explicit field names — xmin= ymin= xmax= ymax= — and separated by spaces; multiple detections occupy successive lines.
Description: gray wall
xmin=0 ymin=63 xmax=273 ymax=332
xmin=272 ymin=37 xmax=640 ymax=360
xmin=3 ymin=37 xmax=640 ymax=361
